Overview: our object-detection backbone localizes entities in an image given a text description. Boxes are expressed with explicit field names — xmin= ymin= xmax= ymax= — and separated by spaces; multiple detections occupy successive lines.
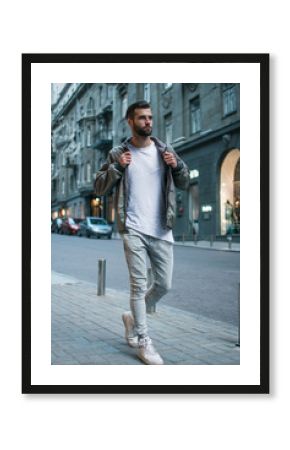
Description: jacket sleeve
xmin=170 ymin=148 xmax=190 ymax=191
xmin=94 ymin=151 xmax=125 ymax=196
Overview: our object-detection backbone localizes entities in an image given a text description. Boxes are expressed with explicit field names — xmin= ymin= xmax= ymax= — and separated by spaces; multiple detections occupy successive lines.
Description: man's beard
xmin=133 ymin=123 xmax=152 ymax=137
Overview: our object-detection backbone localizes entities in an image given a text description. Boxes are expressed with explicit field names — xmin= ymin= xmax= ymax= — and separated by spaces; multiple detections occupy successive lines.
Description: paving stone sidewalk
xmin=51 ymin=271 xmax=240 ymax=365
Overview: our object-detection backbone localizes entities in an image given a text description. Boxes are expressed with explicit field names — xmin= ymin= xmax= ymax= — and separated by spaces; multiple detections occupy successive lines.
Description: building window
xmin=70 ymin=174 xmax=74 ymax=192
xmin=121 ymin=93 xmax=128 ymax=118
xmin=81 ymin=164 xmax=84 ymax=183
xmin=87 ymin=126 xmax=91 ymax=147
xmin=107 ymin=118 xmax=113 ymax=140
xmin=70 ymin=117 xmax=74 ymax=136
xmin=222 ymin=84 xmax=237 ymax=116
xmin=76 ymin=167 xmax=80 ymax=186
xmin=108 ymin=84 xmax=113 ymax=100
xmin=87 ymin=97 xmax=94 ymax=114
xmin=98 ymin=86 xmax=103 ymax=107
xmin=81 ymin=128 xmax=85 ymax=148
xmin=99 ymin=120 xmax=105 ymax=139
xmin=144 ymin=83 xmax=150 ymax=102
xmin=86 ymin=162 xmax=91 ymax=182
xmin=62 ymin=177 xmax=65 ymax=195
xmin=165 ymin=114 xmax=173 ymax=144
xmin=190 ymin=97 xmax=201 ymax=134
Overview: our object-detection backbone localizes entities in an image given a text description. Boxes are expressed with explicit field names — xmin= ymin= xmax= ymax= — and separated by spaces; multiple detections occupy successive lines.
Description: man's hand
xmin=118 ymin=151 xmax=132 ymax=168
xmin=163 ymin=151 xmax=177 ymax=169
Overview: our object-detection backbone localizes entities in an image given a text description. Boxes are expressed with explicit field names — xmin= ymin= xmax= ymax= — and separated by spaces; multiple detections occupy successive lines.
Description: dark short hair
xmin=126 ymin=101 xmax=151 ymax=119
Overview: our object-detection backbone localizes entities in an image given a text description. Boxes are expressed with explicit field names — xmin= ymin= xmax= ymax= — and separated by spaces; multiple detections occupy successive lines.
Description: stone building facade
xmin=51 ymin=83 xmax=114 ymax=221
xmin=51 ymin=83 xmax=240 ymax=240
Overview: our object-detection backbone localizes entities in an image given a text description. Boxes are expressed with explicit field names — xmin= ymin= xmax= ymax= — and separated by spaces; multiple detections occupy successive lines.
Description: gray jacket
xmin=94 ymin=136 xmax=190 ymax=233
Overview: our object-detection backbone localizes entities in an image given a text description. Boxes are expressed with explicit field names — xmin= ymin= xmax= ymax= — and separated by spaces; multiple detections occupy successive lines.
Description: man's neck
xmin=131 ymin=136 xmax=152 ymax=148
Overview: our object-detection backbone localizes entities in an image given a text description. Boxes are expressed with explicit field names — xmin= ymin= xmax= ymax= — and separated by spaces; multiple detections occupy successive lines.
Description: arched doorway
xmin=220 ymin=149 xmax=240 ymax=235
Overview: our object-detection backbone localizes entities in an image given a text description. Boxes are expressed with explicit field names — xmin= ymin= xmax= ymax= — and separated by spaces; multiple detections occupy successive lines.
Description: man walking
xmin=95 ymin=100 xmax=189 ymax=364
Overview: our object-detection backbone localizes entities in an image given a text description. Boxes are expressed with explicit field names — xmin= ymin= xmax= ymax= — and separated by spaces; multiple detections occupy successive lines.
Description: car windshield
xmin=68 ymin=218 xmax=75 ymax=225
xmin=89 ymin=218 xmax=107 ymax=225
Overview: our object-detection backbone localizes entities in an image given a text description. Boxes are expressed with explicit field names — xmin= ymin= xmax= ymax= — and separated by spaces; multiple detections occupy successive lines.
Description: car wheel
xmin=108 ymin=234 xmax=112 ymax=239
xmin=86 ymin=231 xmax=91 ymax=238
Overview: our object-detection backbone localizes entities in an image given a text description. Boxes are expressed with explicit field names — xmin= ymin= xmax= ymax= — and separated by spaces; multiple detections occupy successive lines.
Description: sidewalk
xmin=112 ymin=233 xmax=240 ymax=252
xmin=51 ymin=271 xmax=240 ymax=365
xmin=174 ymin=240 xmax=240 ymax=252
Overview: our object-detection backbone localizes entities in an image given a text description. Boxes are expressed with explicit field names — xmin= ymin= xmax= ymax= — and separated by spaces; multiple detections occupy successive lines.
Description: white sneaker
xmin=122 ymin=311 xmax=138 ymax=348
xmin=137 ymin=336 xmax=164 ymax=365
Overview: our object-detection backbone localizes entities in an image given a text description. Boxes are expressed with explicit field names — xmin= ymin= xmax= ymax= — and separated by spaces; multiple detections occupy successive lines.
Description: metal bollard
xmin=194 ymin=234 xmax=198 ymax=245
xmin=210 ymin=235 xmax=214 ymax=247
xmin=236 ymin=282 xmax=240 ymax=347
xmin=227 ymin=235 xmax=232 ymax=250
xmin=97 ymin=258 xmax=106 ymax=296
xmin=147 ymin=267 xmax=156 ymax=313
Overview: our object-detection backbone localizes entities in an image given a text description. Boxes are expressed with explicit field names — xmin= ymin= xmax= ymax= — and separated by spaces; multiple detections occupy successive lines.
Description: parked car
xmin=51 ymin=217 xmax=63 ymax=233
xmin=60 ymin=217 xmax=81 ymax=235
xmin=78 ymin=217 xmax=112 ymax=239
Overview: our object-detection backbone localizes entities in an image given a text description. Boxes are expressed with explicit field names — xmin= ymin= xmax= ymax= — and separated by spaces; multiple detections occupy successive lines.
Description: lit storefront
xmin=175 ymin=128 xmax=240 ymax=240
xmin=220 ymin=149 xmax=240 ymax=235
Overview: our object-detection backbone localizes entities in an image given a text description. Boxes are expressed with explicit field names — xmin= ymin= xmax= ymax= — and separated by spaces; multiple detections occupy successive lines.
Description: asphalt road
xmin=51 ymin=233 xmax=240 ymax=326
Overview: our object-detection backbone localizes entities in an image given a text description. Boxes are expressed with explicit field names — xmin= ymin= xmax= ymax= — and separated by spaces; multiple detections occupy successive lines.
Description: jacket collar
xmin=120 ymin=136 xmax=167 ymax=152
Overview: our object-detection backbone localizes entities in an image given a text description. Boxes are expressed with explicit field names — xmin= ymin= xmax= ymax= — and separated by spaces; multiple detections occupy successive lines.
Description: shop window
xmin=189 ymin=183 xmax=200 ymax=235
xmin=220 ymin=149 xmax=240 ymax=235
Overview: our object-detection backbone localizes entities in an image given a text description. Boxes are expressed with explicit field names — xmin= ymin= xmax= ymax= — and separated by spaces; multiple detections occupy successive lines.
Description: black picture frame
xmin=22 ymin=53 xmax=269 ymax=394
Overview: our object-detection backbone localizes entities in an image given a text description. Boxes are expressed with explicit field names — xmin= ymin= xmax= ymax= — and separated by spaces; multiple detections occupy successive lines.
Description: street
xmin=51 ymin=233 xmax=240 ymax=326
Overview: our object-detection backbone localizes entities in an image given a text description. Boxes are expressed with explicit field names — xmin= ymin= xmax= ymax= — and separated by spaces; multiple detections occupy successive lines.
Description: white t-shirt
xmin=126 ymin=141 xmax=174 ymax=243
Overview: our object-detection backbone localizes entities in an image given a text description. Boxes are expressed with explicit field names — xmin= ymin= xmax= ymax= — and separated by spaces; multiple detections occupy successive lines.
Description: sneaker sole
xmin=137 ymin=353 xmax=164 ymax=365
